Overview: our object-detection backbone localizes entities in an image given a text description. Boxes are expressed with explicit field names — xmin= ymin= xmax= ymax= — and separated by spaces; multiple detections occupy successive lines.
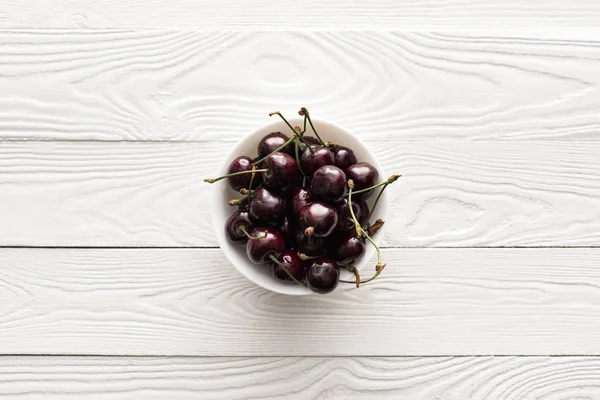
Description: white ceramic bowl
xmin=211 ymin=118 xmax=388 ymax=295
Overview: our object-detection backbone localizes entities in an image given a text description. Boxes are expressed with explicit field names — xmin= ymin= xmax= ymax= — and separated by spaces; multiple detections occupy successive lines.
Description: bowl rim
xmin=211 ymin=117 xmax=388 ymax=295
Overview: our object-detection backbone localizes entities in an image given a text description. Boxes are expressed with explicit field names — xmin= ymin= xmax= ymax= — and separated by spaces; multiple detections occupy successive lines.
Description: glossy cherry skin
xmin=345 ymin=162 xmax=379 ymax=201
xmin=261 ymin=152 xmax=300 ymax=192
xmin=297 ymin=136 xmax=321 ymax=153
xmin=246 ymin=227 xmax=285 ymax=264
xmin=270 ymin=250 xmax=306 ymax=281
xmin=258 ymin=132 xmax=291 ymax=158
xmin=329 ymin=233 xmax=366 ymax=265
xmin=249 ymin=187 xmax=286 ymax=224
xmin=290 ymin=187 xmax=312 ymax=216
xmin=306 ymin=258 xmax=340 ymax=294
xmin=300 ymin=145 xmax=334 ymax=176
xmin=276 ymin=215 xmax=296 ymax=249
xmin=225 ymin=210 xmax=254 ymax=244
xmin=359 ymin=202 xmax=370 ymax=227
xmin=335 ymin=198 xmax=362 ymax=231
xmin=227 ymin=156 xmax=262 ymax=191
xmin=295 ymin=230 xmax=326 ymax=256
xmin=310 ymin=165 xmax=347 ymax=203
xmin=298 ymin=201 xmax=338 ymax=238
xmin=333 ymin=146 xmax=357 ymax=170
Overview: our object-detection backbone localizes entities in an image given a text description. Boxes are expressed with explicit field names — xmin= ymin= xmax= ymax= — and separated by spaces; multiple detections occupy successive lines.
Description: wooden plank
xmin=1 ymin=1 xmax=600 ymax=30
xmin=0 ymin=31 xmax=599 ymax=141
xmin=1 ymin=141 xmax=599 ymax=247
xmin=2 ymin=248 xmax=600 ymax=355
xmin=2 ymin=356 xmax=600 ymax=399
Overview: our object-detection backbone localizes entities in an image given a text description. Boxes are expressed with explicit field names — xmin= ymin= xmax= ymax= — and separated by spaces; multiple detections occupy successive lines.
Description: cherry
xmin=270 ymin=250 xmax=306 ymax=281
xmin=249 ymin=187 xmax=286 ymax=224
xmin=300 ymin=145 xmax=334 ymax=176
xmin=306 ymin=258 xmax=340 ymax=294
xmin=298 ymin=201 xmax=338 ymax=238
xmin=290 ymin=187 xmax=312 ymax=216
xmin=335 ymin=198 xmax=362 ymax=231
xmin=333 ymin=146 xmax=357 ymax=170
xmin=226 ymin=156 xmax=262 ymax=191
xmin=345 ymin=162 xmax=379 ymax=200
xmin=329 ymin=233 xmax=366 ymax=264
xmin=310 ymin=165 xmax=347 ymax=203
xmin=246 ymin=227 xmax=285 ymax=264
xmin=225 ymin=210 xmax=254 ymax=243
xmin=258 ymin=132 xmax=291 ymax=158
xmin=276 ymin=215 xmax=296 ymax=249
xmin=295 ymin=230 xmax=326 ymax=256
xmin=297 ymin=136 xmax=321 ymax=154
xmin=261 ymin=152 xmax=300 ymax=192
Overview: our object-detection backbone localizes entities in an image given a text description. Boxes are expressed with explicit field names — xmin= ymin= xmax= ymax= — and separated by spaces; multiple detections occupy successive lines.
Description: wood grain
xmin=2 ymin=356 xmax=600 ymax=399
xmin=0 ymin=31 xmax=599 ymax=141
xmin=2 ymin=248 xmax=600 ymax=355
xmin=1 ymin=1 xmax=600 ymax=30
xmin=1 ymin=141 xmax=599 ymax=247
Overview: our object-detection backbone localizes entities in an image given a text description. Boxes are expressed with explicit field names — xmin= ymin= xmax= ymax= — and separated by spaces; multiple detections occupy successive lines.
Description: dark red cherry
xmin=329 ymin=233 xmax=366 ymax=265
xmin=225 ymin=210 xmax=253 ymax=244
xmin=300 ymin=145 xmax=334 ymax=176
xmin=295 ymin=230 xmax=326 ymax=256
xmin=335 ymin=198 xmax=362 ymax=231
xmin=270 ymin=250 xmax=306 ymax=281
xmin=246 ymin=227 xmax=285 ymax=264
xmin=310 ymin=165 xmax=347 ymax=203
xmin=345 ymin=162 xmax=379 ymax=200
xmin=258 ymin=132 xmax=291 ymax=158
xmin=290 ymin=187 xmax=312 ymax=216
xmin=297 ymin=136 xmax=321 ymax=153
xmin=306 ymin=258 xmax=340 ymax=294
xmin=227 ymin=156 xmax=262 ymax=191
xmin=261 ymin=152 xmax=300 ymax=191
xmin=333 ymin=146 xmax=357 ymax=170
xmin=298 ymin=202 xmax=338 ymax=238
xmin=358 ymin=202 xmax=370 ymax=227
xmin=249 ymin=187 xmax=286 ymax=224
xmin=277 ymin=215 xmax=296 ymax=248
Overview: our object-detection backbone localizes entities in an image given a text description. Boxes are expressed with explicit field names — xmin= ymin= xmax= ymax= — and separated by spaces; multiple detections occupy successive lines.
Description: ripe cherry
xmin=227 ymin=156 xmax=262 ymax=191
xmin=310 ymin=165 xmax=347 ymax=203
xmin=261 ymin=152 xmax=300 ymax=192
xmin=290 ymin=187 xmax=312 ymax=216
xmin=329 ymin=233 xmax=366 ymax=265
xmin=333 ymin=146 xmax=357 ymax=170
xmin=249 ymin=187 xmax=286 ymax=224
xmin=270 ymin=250 xmax=306 ymax=281
xmin=225 ymin=210 xmax=254 ymax=243
xmin=295 ymin=230 xmax=326 ymax=256
xmin=246 ymin=227 xmax=285 ymax=264
xmin=306 ymin=258 xmax=340 ymax=294
xmin=335 ymin=198 xmax=362 ymax=231
xmin=300 ymin=145 xmax=334 ymax=176
xmin=258 ymin=132 xmax=291 ymax=158
xmin=345 ymin=162 xmax=379 ymax=200
xmin=298 ymin=201 xmax=338 ymax=238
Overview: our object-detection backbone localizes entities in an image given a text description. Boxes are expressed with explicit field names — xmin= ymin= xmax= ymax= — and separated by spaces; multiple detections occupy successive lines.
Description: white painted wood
xmin=1 ymin=248 xmax=600 ymax=355
xmin=1 ymin=141 xmax=598 ymax=247
xmin=2 ymin=356 xmax=600 ymax=399
xmin=0 ymin=31 xmax=599 ymax=141
xmin=1 ymin=1 xmax=600 ymax=30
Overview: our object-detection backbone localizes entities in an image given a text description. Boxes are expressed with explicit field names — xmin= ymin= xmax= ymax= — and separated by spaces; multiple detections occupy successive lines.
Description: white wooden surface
xmin=2 ymin=1 xmax=600 ymax=398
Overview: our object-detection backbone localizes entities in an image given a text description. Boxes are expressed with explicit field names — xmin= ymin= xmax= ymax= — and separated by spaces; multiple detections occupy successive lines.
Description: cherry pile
xmin=205 ymin=108 xmax=400 ymax=294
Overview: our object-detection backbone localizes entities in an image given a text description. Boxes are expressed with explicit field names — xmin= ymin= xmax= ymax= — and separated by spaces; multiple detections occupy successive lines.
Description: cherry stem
xmin=294 ymin=138 xmax=308 ymax=187
xmin=340 ymin=269 xmax=383 ymax=286
xmin=248 ymin=165 xmax=258 ymax=190
xmin=348 ymin=180 xmax=384 ymax=271
xmin=368 ymin=176 xmax=400 ymax=220
xmin=269 ymin=111 xmax=315 ymax=154
xmin=269 ymin=254 xmax=307 ymax=287
xmin=205 ymin=169 xmax=269 ymax=183
xmin=239 ymin=226 xmax=266 ymax=240
xmin=352 ymin=174 xmax=401 ymax=195
xmin=299 ymin=107 xmax=328 ymax=148
xmin=297 ymin=252 xmax=320 ymax=260
xmin=338 ymin=265 xmax=361 ymax=288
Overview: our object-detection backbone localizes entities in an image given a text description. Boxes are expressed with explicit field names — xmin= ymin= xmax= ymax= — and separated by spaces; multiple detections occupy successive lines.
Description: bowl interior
xmin=211 ymin=118 xmax=388 ymax=295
